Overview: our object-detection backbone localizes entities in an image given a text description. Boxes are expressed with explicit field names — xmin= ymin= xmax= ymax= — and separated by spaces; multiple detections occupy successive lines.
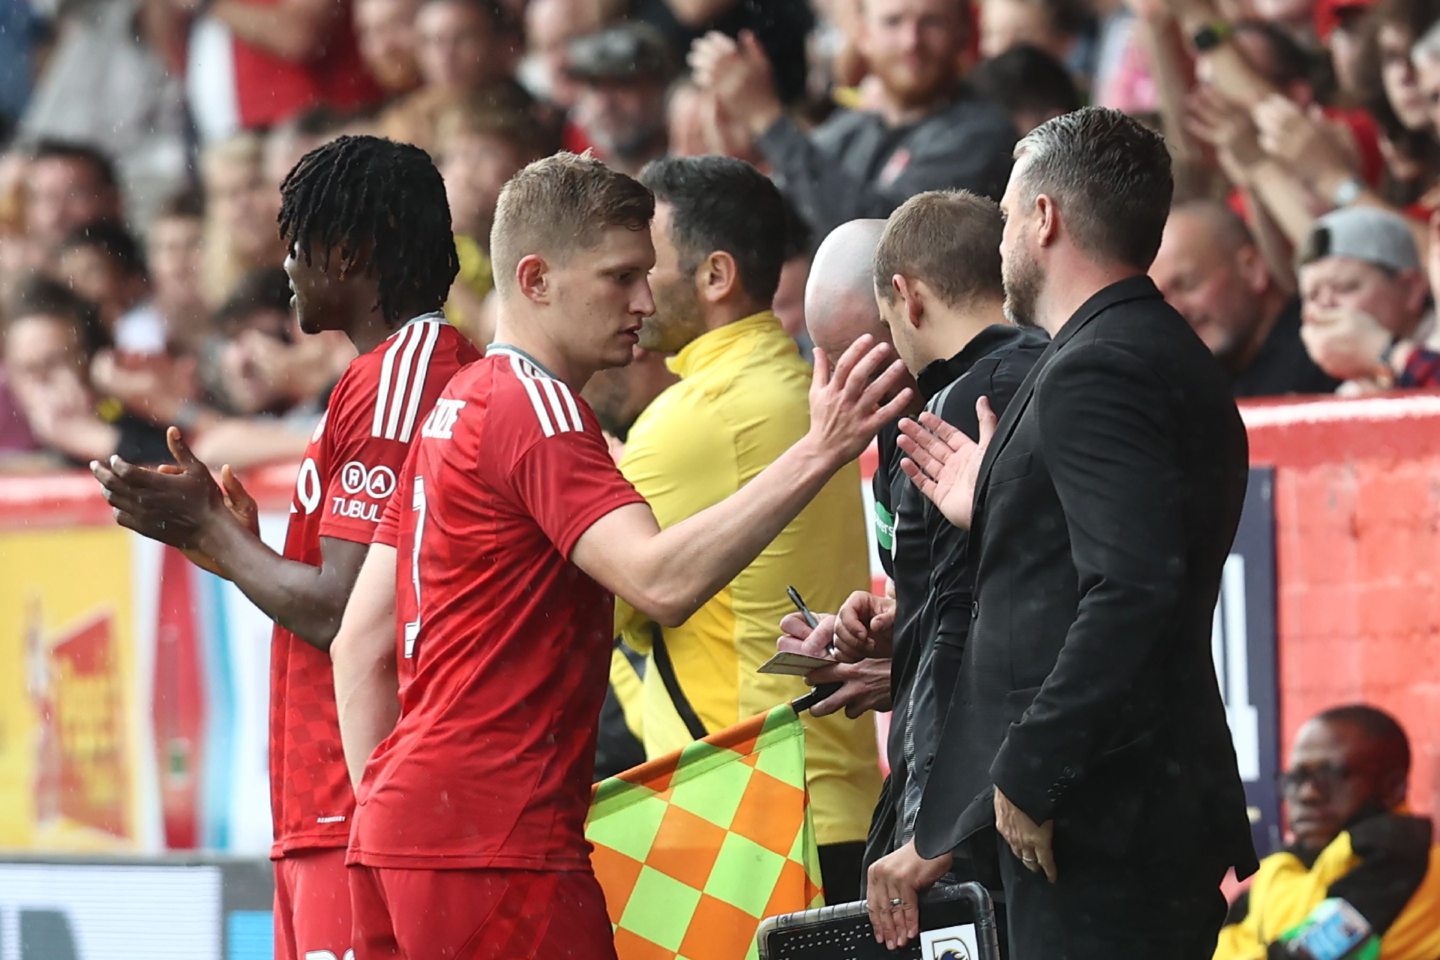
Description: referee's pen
xmin=785 ymin=585 xmax=841 ymax=714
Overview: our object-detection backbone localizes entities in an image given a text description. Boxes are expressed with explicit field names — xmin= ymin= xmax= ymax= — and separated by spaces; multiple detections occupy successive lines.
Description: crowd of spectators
xmin=5 ymin=0 xmax=1440 ymax=473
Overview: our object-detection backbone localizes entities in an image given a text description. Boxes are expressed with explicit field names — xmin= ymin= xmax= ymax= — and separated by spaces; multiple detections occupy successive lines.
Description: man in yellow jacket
xmin=1216 ymin=705 xmax=1440 ymax=960
xmin=615 ymin=155 xmax=881 ymax=903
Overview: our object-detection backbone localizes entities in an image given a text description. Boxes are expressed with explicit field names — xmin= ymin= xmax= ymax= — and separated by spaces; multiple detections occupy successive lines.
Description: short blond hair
xmin=490 ymin=152 xmax=653 ymax=295
xmin=874 ymin=190 xmax=1004 ymax=308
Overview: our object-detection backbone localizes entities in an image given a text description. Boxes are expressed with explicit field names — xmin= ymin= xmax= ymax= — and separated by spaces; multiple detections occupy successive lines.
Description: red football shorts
xmin=350 ymin=865 xmax=617 ymax=960
xmin=274 ymin=848 xmax=354 ymax=960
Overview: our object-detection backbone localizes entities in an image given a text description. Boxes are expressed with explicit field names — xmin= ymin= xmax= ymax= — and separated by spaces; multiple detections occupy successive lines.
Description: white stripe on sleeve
xmin=536 ymin=375 xmax=574 ymax=434
xmin=510 ymin=355 xmax=556 ymax=437
xmin=372 ymin=326 xmax=412 ymax=438
xmin=383 ymin=323 xmax=427 ymax=439
xmin=396 ymin=322 xmax=441 ymax=443
xmin=557 ymin=380 xmax=584 ymax=432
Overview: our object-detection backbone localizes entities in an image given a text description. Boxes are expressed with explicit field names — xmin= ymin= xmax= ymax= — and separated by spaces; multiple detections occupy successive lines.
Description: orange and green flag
xmin=586 ymin=703 xmax=824 ymax=960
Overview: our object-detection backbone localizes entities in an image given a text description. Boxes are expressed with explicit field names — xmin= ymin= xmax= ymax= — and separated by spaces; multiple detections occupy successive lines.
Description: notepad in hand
xmin=758 ymin=651 xmax=836 ymax=676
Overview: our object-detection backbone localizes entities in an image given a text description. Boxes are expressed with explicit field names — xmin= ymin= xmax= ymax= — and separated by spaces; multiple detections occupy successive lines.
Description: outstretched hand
xmin=897 ymin=398 xmax=997 ymax=530
xmin=807 ymin=336 xmax=916 ymax=467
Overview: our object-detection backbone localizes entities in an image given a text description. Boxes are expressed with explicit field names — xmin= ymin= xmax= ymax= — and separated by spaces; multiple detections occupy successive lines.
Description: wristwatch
xmin=1376 ymin=336 xmax=1402 ymax=385
xmin=1192 ymin=21 xmax=1232 ymax=52
xmin=1331 ymin=177 xmax=1364 ymax=208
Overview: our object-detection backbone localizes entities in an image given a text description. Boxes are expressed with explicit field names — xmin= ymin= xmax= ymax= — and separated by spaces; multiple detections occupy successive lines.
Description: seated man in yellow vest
xmin=1216 ymin=705 xmax=1440 ymax=960
xmin=616 ymin=154 xmax=881 ymax=903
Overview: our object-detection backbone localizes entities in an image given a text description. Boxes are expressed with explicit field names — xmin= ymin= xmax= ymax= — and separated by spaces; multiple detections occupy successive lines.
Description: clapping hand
xmin=688 ymin=30 xmax=784 ymax=142
xmin=897 ymin=399 xmax=997 ymax=530
xmin=90 ymin=427 xmax=227 ymax=551
xmin=155 ymin=460 xmax=259 ymax=577
xmin=1186 ymin=84 xmax=1266 ymax=173
xmin=1252 ymin=95 xmax=1357 ymax=187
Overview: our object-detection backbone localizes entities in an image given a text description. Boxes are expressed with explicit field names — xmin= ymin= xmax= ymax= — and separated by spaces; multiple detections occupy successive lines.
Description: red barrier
xmin=1245 ymin=394 xmax=1440 ymax=819
xmin=0 ymin=462 xmax=299 ymax=531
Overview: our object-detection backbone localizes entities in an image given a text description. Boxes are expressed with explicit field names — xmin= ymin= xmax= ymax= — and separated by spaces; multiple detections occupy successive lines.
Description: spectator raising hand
xmin=1251 ymin=94 xmax=1358 ymax=189
xmin=688 ymin=30 xmax=784 ymax=141
xmin=1186 ymin=83 xmax=1265 ymax=171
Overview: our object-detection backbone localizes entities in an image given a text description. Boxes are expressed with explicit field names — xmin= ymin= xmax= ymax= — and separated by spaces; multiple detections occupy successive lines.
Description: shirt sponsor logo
xmin=874 ymin=501 xmax=896 ymax=554
xmin=340 ymin=461 xmax=397 ymax=499
xmin=330 ymin=497 xmax=383 ymax=523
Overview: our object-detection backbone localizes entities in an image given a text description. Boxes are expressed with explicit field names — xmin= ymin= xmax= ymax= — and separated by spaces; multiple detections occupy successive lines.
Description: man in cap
xmin=568 ymin=22 xmax=674 ymax=175
xmin=1298 ymin=206 xmax=1437 ymax=392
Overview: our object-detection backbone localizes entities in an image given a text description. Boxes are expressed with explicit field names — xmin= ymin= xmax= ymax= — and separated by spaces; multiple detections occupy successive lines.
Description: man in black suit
xmin=858 ymin=107 xmax=1260 ymax=957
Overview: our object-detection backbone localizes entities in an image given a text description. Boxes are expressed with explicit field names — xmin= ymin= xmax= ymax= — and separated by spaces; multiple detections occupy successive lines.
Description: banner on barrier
xmin=0 ymin=527 xmax=143 ymax=851
xmin=1214 ymin=467 xmax=1282 ymax=855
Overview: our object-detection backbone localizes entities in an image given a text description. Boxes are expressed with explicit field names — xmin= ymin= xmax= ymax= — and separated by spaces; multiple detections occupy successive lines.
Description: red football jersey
xmin=269 ymin=314 xmax=478 ymax=859
xmin=351 ymin=344 xmax=646 ymax=870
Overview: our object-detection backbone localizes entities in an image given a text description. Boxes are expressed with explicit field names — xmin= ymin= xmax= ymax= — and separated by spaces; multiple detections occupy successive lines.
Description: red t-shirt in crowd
xmin=350 ymin=344 xmax=646 ymax=870
xmin=269 ymin=314 xmax=477 ymax=859
xmin=231 ymin=0 xmax=380 ymax=129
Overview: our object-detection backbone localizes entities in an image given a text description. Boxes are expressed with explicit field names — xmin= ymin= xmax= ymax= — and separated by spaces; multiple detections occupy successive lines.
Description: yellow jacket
xmin=1215 ymin=817 xmax=1440 ymax=960
xmin=615 ymin=311 xmax=881 ymax=846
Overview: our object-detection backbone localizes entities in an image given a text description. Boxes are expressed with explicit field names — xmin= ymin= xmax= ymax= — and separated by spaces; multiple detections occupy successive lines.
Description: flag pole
xmin=789 ymin=682 xmax=842 ymax=715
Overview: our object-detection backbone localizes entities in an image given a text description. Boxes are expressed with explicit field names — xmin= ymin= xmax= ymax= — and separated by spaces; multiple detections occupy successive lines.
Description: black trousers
xmin=993 ymin=834 xmax=1227 ymax=960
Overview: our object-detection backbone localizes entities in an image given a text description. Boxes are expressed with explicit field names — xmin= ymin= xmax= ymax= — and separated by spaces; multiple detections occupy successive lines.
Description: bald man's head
xmin=805 ymin=219 xmax=891 ymax=358
xmin=1151 ymin=199 xmax=1276 ymax=363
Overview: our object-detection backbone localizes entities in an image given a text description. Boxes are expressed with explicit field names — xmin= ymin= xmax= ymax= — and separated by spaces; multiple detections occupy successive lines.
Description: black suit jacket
xmin=914 ymin=276 xmax=1259 ymax=880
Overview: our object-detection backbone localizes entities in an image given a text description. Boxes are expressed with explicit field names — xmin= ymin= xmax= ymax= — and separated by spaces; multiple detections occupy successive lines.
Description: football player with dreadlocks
xmin=91 ymin=135 xmax=480 ymax=960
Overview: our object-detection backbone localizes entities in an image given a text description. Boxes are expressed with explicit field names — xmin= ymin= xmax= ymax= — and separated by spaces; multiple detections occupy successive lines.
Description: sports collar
xmin=384 ymin=311 xmax=448 ymax=340
xmin=486 ymin=342 xmax=561 ymax=380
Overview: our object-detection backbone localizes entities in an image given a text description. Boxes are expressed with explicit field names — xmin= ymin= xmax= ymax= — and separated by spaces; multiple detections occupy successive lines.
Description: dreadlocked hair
xmin=278 ymin=135 xmax=459 ymax=328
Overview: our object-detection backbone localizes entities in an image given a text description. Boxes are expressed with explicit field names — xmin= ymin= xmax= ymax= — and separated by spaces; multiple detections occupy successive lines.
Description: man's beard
xmin=1002 ymin=244 xmax=1043 ymax=330
xmin=589 ymin=120 xmax=666 ymax=166
xmin=872 ymin=58 xmax=954 ymax=111
xmin=639 ymin=282 xmax=705 ymax=353
xmin=582 ymin=367 xmax=634 ymax=439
